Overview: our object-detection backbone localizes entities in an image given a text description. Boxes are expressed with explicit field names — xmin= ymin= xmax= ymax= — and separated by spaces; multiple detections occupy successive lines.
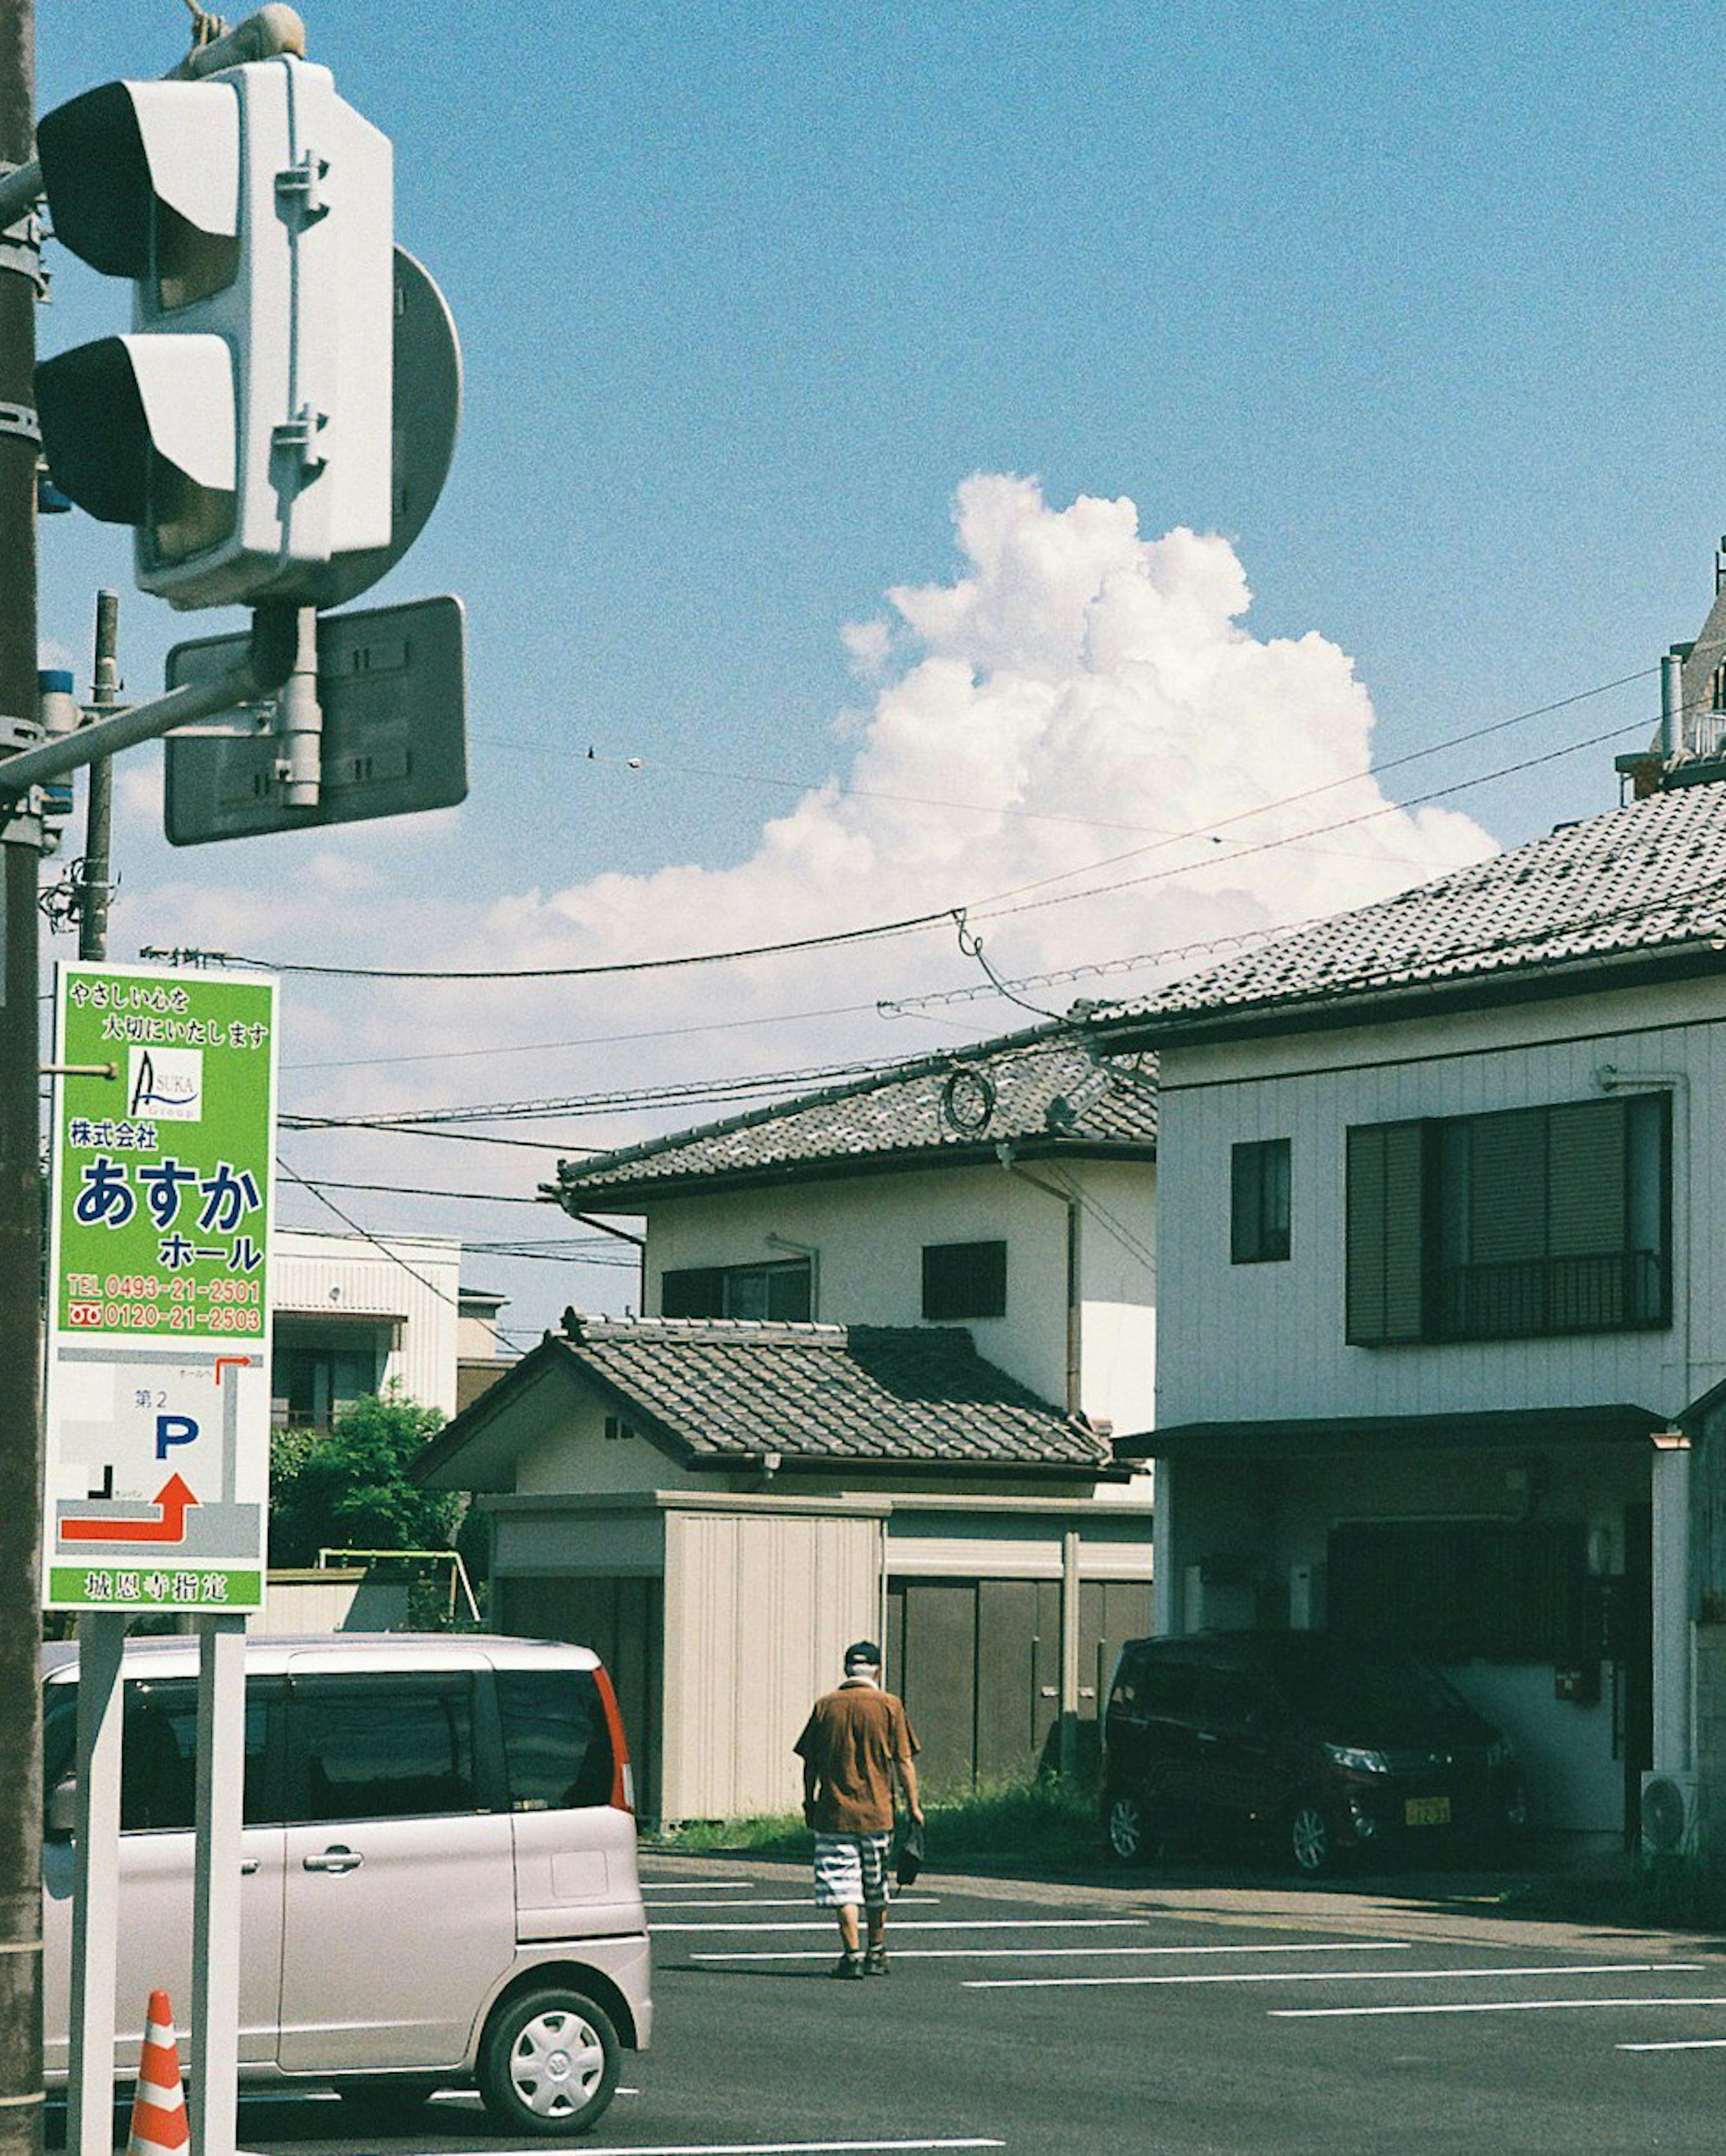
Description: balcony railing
xmin=1436 ymin=1249 xmax=1668 ymax=1341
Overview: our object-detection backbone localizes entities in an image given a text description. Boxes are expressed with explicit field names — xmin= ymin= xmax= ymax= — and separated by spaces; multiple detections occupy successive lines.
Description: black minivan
xmin=1099 ymin=1632 xmax=1529 ymax=1876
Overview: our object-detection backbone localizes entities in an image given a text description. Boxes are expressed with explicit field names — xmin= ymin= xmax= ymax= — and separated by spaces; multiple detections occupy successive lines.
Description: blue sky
xmin=28 ymin=0 xmax=1726 ymax=1341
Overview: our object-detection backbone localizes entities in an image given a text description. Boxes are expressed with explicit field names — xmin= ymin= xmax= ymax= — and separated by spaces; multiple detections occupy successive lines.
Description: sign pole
xmin=190 ymin=1614 xmax=246 ymax=2156
xmin=64 ymin=1617 xmax=122 ymax=2156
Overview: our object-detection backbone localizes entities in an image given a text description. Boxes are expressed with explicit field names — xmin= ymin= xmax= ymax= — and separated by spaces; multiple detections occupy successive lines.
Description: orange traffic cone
xmin=127 ymin=1991 xmax=190 ymax=2156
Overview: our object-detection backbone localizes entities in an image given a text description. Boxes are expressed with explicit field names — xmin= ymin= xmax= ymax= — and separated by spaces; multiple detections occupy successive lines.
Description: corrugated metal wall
xmin=660 ymin=1509 xmax=883 ymax=1822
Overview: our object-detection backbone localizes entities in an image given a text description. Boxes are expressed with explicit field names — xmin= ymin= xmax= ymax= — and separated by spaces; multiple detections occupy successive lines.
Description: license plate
xmin=1405 ymin=1796 xmax=1451 ymax=1828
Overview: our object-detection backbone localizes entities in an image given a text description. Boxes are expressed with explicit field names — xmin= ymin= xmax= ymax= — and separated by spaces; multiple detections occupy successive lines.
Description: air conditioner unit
xmin=1640 ymin=1770 xmax=1700 ymax=1858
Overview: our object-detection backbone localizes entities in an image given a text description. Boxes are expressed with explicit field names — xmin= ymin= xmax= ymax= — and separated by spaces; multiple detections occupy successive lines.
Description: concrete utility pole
xmin=0 ymin=2 xmax=43 ymax=2155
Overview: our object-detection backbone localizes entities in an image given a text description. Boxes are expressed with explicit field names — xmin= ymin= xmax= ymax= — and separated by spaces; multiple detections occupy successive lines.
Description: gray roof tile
xmin=558 ymin=1313 xmax=1107 ymax=1468
xmin=1113 ymin=778 xmax=1726 ymax=1032
xmin=550 ymin=1029 xmax=1156 ymax=1201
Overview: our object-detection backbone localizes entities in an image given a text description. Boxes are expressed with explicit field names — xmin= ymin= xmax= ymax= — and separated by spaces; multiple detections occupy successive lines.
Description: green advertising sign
xmin=43 ymin=963 xmax=277 ymax=1615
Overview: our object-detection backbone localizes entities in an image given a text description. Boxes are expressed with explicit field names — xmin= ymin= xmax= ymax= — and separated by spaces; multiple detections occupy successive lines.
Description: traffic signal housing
xmin=35 ymin=56 xmax=393 ymax=610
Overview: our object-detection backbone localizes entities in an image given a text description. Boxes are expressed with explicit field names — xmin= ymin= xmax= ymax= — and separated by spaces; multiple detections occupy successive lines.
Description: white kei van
xmin=41 ymin=1633 xmax=652 ymax=2136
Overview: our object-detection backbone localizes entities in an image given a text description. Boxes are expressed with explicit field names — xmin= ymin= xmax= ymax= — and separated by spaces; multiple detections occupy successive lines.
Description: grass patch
xmin=646 ymin=1772 xmax=1103 ymax=1872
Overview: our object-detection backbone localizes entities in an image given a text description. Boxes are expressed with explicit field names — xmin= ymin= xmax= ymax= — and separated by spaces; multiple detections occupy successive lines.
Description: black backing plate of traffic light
xmin=162 ymin=593 xmax=467 ymax=845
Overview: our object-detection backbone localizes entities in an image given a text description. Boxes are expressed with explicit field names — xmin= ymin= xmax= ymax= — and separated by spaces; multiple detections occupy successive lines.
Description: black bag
xmin=894 ymin=1815 xmax=925 ymax=1887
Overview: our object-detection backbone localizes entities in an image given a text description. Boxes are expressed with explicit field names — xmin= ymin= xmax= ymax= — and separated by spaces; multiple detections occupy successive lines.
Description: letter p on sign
xmin=156 ymin=1414 xmax=199 ymax=1459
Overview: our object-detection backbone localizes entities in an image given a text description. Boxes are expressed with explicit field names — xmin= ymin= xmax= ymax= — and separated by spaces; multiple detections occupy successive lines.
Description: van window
xmin=42 ymin=1678 xmax=276 ymax=1833
xmin=289 ymin=1674 xmax=483 ymax=1823
xmin=497 ymin=1668 xmax=614 ymax=1811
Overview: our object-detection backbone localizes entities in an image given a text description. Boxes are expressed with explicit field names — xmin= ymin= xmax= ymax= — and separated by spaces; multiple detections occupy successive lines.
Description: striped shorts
xmin=812 ymin=1831 xmax=892 ymax=1909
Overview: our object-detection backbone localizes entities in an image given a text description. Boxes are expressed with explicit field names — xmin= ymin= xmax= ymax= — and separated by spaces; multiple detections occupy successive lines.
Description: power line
xmin=282 ymin=1175 xmax=552 ymax=1206
xmin=280 ymin=994 xmax=898 ymax=1073
xmin=274 ymin=1158 xmax=463 ymax=1308
xmin=971 ymin=710 xmax=1650 ymax=928
xmin=151 ymin=663 xmax=1662 ymax=986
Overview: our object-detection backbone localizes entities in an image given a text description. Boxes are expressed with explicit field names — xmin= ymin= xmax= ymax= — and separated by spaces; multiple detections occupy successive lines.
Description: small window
xmin=921 ymin=1239 xmax=1007 ymax=1321
xmin=498 ymin=1668 xmax=614 ymax=1812
xmin=661 ymin=1260 xmax=811 ymax=1321
xmin=1231 ymin=1139 xmax=1291 ymax=1264
xmin=288 ymin=1673 xmax=482 ymax=1823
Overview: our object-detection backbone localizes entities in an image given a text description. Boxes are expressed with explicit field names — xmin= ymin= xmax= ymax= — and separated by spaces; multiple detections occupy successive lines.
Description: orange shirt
xmin=795 ymin=1681 xmax=920 ymax=1833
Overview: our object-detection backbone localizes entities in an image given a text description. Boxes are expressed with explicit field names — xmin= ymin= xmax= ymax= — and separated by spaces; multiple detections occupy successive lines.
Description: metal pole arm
xmin=0 ymin=604 xmax=296 ymax=794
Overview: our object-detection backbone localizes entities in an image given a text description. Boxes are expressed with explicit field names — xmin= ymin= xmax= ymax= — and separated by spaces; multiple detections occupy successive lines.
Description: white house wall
xmin=274 ymin=1229 xmax=462 ymax=1417
xmin=644 ymin=1156 xmax=1155 ymax=1429
xmin=1156 ymin=974 xmax=1726 ymax=1430
xmin=513 ymin=1393 xmax=681 ymax=1496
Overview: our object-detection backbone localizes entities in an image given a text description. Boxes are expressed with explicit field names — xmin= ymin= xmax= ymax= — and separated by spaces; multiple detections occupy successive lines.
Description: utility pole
xmin=0 ymin=4 xmax=43 ymax=2156
xmin=78 ymin=592 xmax=119 ymax=962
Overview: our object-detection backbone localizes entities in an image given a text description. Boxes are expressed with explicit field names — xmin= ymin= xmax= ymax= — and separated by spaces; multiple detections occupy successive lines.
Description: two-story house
xmin=415 ymin=1027 xmax=1159 ymax=1823
xmin=1101 ymin=767 xmax=1726 ymax=1856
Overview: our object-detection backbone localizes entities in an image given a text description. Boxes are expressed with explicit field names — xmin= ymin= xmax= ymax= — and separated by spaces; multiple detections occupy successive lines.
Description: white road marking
xmin=641 ymin=1878 xmax=764 ymax=1890
xmin=649 ymin=1896 xmax=942 ymax=1911
xmin=698 ymin=1939 xmax=1416 ymax=1963
xmin=967 ymin=1961 xmax=1703 ymax=1991
xmin=656 ymin=1916 xmax=1154 ymax=1934
xmin=1620 ymin=2038 xmax=1726 ymax=2051
xmin=1276 ymin=1993 xmax=1726 ymax=2020
xmin=414 ymin=2141 xmax=1005 ymax=2155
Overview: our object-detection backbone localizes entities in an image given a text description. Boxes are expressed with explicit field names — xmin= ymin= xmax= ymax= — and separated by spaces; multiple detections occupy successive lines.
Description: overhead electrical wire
xmin=158 ymin=663 xmax=1662 ymax=986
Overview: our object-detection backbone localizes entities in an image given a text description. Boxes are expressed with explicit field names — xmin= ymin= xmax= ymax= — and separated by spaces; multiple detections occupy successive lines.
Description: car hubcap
xmin=512 ymin=2011 xmax=605 ymax=2117
xmin=1109 ymin=1797 xmax=1142 ymax=1858
xmin=1291 ymin=1808 xmax=1327 ymax=1872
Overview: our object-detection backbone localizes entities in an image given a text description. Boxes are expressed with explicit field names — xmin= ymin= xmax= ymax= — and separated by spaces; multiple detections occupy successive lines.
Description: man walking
xmin=794 ymin=1640 xmax=923 ymax=1979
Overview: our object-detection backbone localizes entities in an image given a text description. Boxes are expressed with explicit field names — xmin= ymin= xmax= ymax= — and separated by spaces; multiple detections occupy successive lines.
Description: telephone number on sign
xmin=90 ymin=1276 xmax=260 ymax=1304
xmin=67 ymin=1301 xmax=262 ymax=1333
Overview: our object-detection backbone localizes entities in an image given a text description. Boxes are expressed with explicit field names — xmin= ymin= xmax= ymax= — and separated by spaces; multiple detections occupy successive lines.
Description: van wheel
xmin=479 ymin=1987 xmax=620 ymax=2136
xmin=1104 ymin=1786 xmax=1153 ymax=1865
xmin=1287 ymin=1799 xmax=1335 ymax=1877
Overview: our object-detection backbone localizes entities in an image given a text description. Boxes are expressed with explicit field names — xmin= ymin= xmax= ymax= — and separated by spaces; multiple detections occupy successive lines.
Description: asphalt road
xmin=54 ymin=1854 xmax=1726 ymax=2156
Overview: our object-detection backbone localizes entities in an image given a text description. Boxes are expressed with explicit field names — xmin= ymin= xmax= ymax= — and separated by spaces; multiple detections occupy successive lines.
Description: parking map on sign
xmin=43 ymin=963 xmax=276 ymax=1614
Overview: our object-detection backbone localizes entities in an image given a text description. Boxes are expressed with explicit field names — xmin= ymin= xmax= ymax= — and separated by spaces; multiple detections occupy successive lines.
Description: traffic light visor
xmin=38 ymin=333 xmax=236 ymax=561
xmin=37 ymin=78 xmax=240 ymax=288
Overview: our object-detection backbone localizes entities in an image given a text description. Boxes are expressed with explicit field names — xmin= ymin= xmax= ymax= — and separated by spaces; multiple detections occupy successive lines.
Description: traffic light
xmin=34 ymin=56 xmax=393 ymax=611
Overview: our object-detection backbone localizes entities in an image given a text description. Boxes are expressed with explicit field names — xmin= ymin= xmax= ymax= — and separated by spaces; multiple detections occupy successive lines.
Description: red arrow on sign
xmin=61 ymin=1473 xmax=200 ymax=1546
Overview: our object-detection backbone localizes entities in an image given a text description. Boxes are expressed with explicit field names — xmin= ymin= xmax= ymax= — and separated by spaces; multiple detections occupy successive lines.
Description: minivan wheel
xmin=1287 ymin=1799 xmax=1335 ymax=1877
xmin=479 ymin=1986 xmax=620 ymax=2136
xmin=1104 ymin=1786 xmax=1152 ymax=1865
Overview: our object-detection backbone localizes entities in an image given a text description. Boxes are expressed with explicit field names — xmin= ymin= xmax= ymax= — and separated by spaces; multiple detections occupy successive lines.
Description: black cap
xmin=843 ymin=1640 xmax=882 ymax=1672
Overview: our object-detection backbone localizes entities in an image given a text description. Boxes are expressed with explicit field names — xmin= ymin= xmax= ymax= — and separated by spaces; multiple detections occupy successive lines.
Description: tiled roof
xmin=549 ymin=1029 xmax=1156 ymax=1202
xmin=1109 ymin=777 xmax=1726 ymax=1035
xmin=543 ymin=1315 xmax=1104 ymax=1471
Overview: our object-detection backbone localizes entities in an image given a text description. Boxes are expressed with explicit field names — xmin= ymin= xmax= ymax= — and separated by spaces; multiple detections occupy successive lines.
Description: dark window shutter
xmin=660 ymin=1267 xmax=724 ymax=1318
xmin=1346 ymin=1120 xmax=1425 ymax=1344
xmin=1345 ymin=1124 xmax=1389 ymax=1343
xmin=1380 ymin=1122 xmax=1426 ymax=1341
xmin=922 ymin=1240 xmax=1007 ymax=1320
xmin=1468 ymin=1108 xmax=1547 ymax=1266
xmin=1547 ymin=1098 xmax=1626 ymax=1257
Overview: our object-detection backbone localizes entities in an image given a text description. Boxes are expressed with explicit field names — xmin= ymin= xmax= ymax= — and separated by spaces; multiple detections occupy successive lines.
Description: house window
xmin=1345 ymin=1093 xmax=1671 ymax=1346
xmin=922 ymin=1239 xmax=1007 ymax=1321
xmin=660 ymin=1260 xmax=812 ymax=1322
xmin=1231 ymin=1138 xmax=1291 ymax=1264
xmin=271 ymin=1329 xmax=385 ymax=1429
